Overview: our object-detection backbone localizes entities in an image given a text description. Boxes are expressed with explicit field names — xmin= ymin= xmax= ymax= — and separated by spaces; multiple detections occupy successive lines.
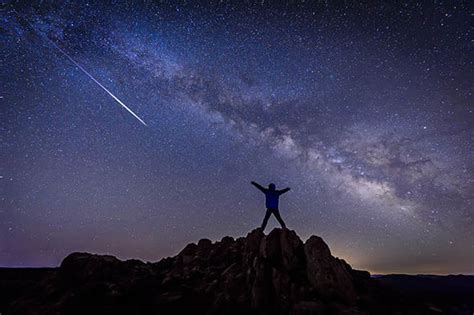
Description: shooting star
xmin=46 ymin=37 xmax=147 ymax=127
xmin=12 ymin=11 xmax=147 ymax=126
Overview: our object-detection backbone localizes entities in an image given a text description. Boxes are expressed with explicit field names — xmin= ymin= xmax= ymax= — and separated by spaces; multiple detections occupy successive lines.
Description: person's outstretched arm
xmin=278 ymin=187 xmax=291 ymax=195
xmin=251 ymin=181 xmax=266 ymax=193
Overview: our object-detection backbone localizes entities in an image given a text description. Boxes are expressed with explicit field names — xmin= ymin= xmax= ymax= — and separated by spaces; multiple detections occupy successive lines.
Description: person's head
xmin=268 ymin=183 xmax=276 ymax=191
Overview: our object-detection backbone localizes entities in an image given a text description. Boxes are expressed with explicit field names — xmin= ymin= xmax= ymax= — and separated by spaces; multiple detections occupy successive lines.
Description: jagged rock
xmin=260 ymin=228 xmax=305 ymax=274
xmin=244 ymin=228 xmax=264 ymax=264
xmin=220 ymin=236 xmax=235 ymax=244
xmin=304 ymin=235 xmax=357 ymax=304
xmin=197 ymin=238 xmax=213 ymax=250
xmin=178 ymin=243 xmax=197 ymax=264
xmin=2 ymin=228 xmax=433 ymax=315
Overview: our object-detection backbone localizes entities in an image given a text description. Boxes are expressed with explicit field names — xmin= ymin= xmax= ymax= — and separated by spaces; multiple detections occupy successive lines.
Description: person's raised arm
xmin=251 ymin=181 xmax=266 ymax=193
xmin=278 ymin=187 xmax=290 ymax=195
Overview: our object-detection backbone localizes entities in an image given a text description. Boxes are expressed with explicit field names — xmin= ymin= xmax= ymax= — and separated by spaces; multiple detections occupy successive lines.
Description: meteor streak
xmin=46 ymin=37 xmax=148 ymax=127
xmin=13 ymin=11 xmax=146 ymax=126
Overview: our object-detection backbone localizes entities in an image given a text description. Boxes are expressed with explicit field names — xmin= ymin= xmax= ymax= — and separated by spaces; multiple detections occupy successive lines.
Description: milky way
xmin=1 ymin=1 xmax=473 ymax=274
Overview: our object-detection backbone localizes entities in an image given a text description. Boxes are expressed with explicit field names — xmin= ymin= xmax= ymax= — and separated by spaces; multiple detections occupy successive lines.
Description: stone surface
xmin=0 ymin=228 xmax=456 ymax=314
xmin=304 ymin=235 xmax=357 ymax=304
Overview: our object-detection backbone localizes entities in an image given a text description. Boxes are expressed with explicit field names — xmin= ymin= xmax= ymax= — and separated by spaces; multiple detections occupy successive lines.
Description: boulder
xmin=260 ymin=228 xmax=305 ymax=272
xmin=59 ymin=252 xmax=124 ymax=284
xmin=304 ymin=236 xmax=357 ymax=304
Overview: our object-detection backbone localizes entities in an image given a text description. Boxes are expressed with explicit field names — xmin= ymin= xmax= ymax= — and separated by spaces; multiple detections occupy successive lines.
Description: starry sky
xmin=1 ymin=1 xmax=473 ymax=274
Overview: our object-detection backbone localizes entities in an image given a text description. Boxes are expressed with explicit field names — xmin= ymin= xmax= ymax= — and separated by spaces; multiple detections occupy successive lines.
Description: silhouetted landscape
xmin=4 ymin=1 xmax=473 ymax=314
xmin=1 ymin=228 xmax=473 ymax=314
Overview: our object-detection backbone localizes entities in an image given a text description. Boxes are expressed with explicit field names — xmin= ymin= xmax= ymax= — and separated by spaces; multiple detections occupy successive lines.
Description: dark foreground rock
xmin=1 ymin=228 xmax=471 ymax=314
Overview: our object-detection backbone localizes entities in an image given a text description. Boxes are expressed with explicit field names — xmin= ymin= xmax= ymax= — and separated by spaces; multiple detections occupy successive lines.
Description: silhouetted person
xmin=251 ymin=181 xmax=290 ymax=230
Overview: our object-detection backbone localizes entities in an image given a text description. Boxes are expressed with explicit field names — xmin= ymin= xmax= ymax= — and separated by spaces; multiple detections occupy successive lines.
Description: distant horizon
xmin=1 ymin=256 xmax=473 ymax=277
xmin=1 ymin=228 xmax=473 ymax=276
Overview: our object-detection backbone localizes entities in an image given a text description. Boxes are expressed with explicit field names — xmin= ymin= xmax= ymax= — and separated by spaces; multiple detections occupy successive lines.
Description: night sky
xmin=2 ymin=1 xmax=473 ymax=274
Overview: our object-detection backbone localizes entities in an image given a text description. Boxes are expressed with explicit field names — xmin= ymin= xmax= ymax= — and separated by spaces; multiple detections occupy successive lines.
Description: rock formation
xmin=1 ymin=228 xmax=442 ymax=314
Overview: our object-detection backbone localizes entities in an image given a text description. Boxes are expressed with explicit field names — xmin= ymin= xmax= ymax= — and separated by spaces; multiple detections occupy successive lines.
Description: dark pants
xmin=261 ymin=208 xmax=286 ymax=229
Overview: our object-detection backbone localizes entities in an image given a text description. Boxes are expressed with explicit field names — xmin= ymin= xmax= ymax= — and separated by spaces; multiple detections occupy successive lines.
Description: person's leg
xmin=261 ymin=209 xmax=272 ymax=230
xmin=272 ymin=208 xmax=287 ymax=229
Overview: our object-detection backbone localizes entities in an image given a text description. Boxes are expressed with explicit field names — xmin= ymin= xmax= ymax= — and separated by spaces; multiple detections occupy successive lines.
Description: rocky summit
xmin=0 ymin=228 xmax=463 ymax=314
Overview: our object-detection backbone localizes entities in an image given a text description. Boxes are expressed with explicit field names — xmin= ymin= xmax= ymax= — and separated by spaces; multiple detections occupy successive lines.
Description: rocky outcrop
xmin=304 ymin=236 xmax=356 ymax=304
xmin=1 ymin=228 xmax=434 ymax=314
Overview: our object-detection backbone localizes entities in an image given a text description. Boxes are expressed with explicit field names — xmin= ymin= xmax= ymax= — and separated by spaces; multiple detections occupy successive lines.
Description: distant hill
xmin=374 ymin=274 xmax=474 ymax=314
xmin=1 ymin=228 xmax=473 ymax=314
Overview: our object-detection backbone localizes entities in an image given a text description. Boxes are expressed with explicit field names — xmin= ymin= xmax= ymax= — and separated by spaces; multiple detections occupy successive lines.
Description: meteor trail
xmin=13 ymin=11 xmax=146 ymax=126
xmin=46 ymin=37 xmax=148 ymax=127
